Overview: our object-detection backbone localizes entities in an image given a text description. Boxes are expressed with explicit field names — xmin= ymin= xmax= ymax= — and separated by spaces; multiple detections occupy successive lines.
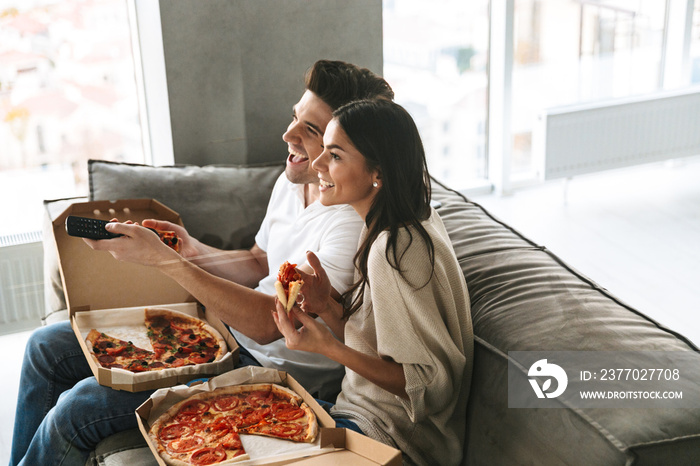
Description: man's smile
xmin=288 ymin=148 xmax=309 ymax=164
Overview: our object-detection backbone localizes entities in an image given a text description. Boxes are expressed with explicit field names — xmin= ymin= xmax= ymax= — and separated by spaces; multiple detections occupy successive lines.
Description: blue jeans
xmin=10 ymin=322 xmax=155 ymax=466
xmin=314 ymin=399 xmax=364 ymax=434
xmin=11 ymin=321 xmax=263 ymax=466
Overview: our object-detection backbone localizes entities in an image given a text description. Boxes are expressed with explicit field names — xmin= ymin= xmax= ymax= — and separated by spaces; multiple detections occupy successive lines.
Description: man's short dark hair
xmin=304 ymin=60 xmax=394 ymax=111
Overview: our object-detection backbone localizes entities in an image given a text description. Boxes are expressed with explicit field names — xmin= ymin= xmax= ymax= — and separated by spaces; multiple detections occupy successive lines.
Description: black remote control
xmin=65 ymin=216 xmax=123 ymax=240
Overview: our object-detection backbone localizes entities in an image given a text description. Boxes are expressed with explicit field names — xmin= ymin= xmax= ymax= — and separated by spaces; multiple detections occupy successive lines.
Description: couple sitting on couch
xmin=11 ymin=60 xmax=473 ymax=466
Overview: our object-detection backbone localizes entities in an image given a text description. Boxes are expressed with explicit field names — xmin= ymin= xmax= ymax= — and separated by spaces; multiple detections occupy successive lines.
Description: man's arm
xmin=186 ymin=243 xmax=269 ymax=288
xmin=141 ymin=219 xmax=268 ymax=287
xmin=86 ymin=222 xmax=283 ymax=344
xmin=159 ymin=255 xmax=282 ymax=343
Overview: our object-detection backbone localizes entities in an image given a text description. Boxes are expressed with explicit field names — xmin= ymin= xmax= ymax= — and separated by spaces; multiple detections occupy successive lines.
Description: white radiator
xmin=0 ymin=232 xmax=44 ymax=335
xmin=534 ymin=86 xmax=700 ymax=180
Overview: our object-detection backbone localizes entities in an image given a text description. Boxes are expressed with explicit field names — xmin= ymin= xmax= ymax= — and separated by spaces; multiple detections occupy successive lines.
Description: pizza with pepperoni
xmin=148 ymin=383 xmax=318 ymax=465
xmin=85 ymin=308 xmax=227 ymax=373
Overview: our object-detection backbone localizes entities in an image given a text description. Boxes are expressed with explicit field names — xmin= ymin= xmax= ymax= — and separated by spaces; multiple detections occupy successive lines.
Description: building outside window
xmin=692 ymin=1 xmax=700 ymax=82
xmin=0 ymin=0 xmax=145 ymax=236
xmin=383 ymin=0 xmax=687 ymax=190
xmin=510 ymin=0 xmax=668 ymax=180
xmin=383 ymin=0 xmax=490 ymax=191
xmin=2 ymin=0 xmax=699 ymax=237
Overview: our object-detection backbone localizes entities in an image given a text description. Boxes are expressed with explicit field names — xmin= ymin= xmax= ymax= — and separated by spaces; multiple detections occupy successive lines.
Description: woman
xmin=272 ymin=99 xmax=474 ymax=465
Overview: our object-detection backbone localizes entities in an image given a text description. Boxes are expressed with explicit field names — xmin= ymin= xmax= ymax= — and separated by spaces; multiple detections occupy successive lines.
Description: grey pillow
xmin=88 ymin=160 xmax=284 ymax=250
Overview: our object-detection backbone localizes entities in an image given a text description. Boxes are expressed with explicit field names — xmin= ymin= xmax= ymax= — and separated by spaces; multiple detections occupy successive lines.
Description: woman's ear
xmin=372 ymin=169 xmax=382 ymax=188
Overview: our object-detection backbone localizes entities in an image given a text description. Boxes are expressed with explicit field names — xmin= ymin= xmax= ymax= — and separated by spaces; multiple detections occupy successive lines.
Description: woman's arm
xmin=325 ymin=332 xmax=407 ymax=399
xmin=273 ymin=304 xmax=407 ymax=399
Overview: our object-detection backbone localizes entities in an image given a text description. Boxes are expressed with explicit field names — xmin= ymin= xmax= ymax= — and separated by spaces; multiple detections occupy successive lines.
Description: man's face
xmin=282 ymin=90 xmax=333 ymax=185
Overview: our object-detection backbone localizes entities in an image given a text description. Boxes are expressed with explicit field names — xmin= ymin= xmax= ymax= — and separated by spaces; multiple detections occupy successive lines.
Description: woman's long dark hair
xmin=336 ymin=99 xmax=435 ymax=319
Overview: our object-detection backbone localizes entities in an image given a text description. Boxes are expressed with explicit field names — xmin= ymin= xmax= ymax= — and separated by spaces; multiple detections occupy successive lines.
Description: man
xmin=10 ymin=59 xmax=394 ymax=466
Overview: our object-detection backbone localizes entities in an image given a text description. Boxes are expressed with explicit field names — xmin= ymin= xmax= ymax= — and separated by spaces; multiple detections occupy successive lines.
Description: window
xmin=385 ymin=0 xmax=695 ymax=192
xmin=0 ymin=0 xmax=145 ymax=236
xmin=382 ymin=0 xmax=490 ymax=191
xmin=692 ymin=1 xmax=700 ymax=83
xmin=510 ymin=0 xmax=668 ymax=179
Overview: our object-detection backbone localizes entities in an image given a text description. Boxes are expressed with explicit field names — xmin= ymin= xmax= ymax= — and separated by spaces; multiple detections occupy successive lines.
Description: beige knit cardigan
xmin=332 ymin=209 xmax=474 ymax=466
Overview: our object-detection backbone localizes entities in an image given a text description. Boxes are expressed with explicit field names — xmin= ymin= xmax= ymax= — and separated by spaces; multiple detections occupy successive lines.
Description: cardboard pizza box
xmin=52 ymin=199 xmax=239 ymax=392
xmin=276 ymin=429 xmax=403 ymax=466
xmin=136 ymin=367 xmax=403 ymax=465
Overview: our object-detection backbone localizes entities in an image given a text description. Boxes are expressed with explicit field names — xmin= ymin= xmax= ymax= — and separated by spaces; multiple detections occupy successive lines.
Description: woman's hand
xmin=297 ymin=251 xmax=344 ymax=322
xmin=83 ymin=221 xmax=181 ymax=269
xmin=273 ymin=298 xmax=407 ymax=399
xmin=272 ymin=299 xmax=336 ymax=356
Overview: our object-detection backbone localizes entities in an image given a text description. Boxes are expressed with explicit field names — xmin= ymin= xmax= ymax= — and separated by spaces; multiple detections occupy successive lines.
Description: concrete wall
xmin=140 ymin=0 xmax=384 ymax=166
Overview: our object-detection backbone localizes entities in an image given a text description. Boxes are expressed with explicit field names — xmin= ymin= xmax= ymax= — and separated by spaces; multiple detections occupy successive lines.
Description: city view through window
xmin=1 ymin=0 xmax=698 ymax=237
xmin=384 ymin=0 xmax=676 ymax=188
xmin=0 ymin=0 xmax=144 ymax=236
xmin=383 ymin=0 xmax=490 ymax=189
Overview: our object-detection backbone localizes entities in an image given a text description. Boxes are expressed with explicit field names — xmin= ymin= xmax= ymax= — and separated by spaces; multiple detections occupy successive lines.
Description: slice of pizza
xmin=152 ymin=229 xmax=180 ymax=253
xmin=144 ymin=308 xmax=227 ymax=366
xmin=85 ymin=329 xmax=156 ymax=372
xmin=274 ymin=261 xmax=304 ymax=312
xmin=245 ymin=402 xmax=318 ymax=443
xmin=150 ymin=413 xmax=249 ymax=465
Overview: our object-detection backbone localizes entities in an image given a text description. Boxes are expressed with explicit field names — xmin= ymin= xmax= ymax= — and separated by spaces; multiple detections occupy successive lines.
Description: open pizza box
xmin=52 ymin=198 xmax=239 ymax=392
xmin=136 ymin=366 xmax=403 ymax=465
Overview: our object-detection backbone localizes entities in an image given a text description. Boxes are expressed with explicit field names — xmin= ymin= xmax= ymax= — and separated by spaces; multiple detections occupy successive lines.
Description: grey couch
xmin=41 ymin=160 xmax=700 ymax=465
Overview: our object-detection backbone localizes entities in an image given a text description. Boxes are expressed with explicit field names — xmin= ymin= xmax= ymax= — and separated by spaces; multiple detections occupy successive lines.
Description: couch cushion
xmin=431 ymin=178 xmax=698 ymax=352
xmin=85 ymin=429 xmax=155 ymax=466
xmin=430 ymin=178 xmax=700 ymax=465
xmin=88 ymin=160 xmax=284 ymax=250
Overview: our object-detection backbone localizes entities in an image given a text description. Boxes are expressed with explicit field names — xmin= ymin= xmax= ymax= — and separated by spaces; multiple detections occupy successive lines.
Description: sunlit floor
xmin=1 ymin=329 xmax=31 ymax=465
xmin=469 ymin=156 xmax=700 ymax=348
xmin=2 ymin=156 xmax=699 ymax=464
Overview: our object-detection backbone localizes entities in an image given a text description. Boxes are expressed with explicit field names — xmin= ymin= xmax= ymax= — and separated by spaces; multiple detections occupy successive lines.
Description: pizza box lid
xmin=53 ymin=199 xmax=239 ymax=392
xmin=52 ymin=198 xmax=194 ymax=312
xmin=136 ymin=367 xmax=403 ymax=465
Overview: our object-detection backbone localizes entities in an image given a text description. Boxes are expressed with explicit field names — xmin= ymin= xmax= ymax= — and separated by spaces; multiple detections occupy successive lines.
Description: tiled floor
xmin=2 ymin=155 xmax=699 ymax=464
xmin=1 ymin=329 xmax=32 ymax=465
xmin=469 ymin=156 xmax=700 ymax=348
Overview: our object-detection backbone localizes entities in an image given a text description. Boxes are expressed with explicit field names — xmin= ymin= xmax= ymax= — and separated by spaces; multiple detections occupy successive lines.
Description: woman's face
xmin=312 ymin=119 xmax=379 ymax=219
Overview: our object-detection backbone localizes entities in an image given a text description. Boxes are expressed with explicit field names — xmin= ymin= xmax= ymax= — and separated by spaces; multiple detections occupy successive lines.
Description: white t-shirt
xmin=229 ymin=173 xmax=363 ymax=399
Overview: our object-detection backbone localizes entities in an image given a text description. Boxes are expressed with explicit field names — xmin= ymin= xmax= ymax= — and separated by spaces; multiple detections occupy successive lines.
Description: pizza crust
xmin=274 ymin=281 xmax=288 ymax=310
xmin=85 ymin=329 xmax=103 ymax=367
xmin=275 ymin=262 xmax=304 ymax=312
xmin=287 ymin=281 xmax=303 ymax=311
xmin=270 ymin=383 xmax=303 ymax=405
xmin=275 ymin=279 xmax=304 ymax=312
